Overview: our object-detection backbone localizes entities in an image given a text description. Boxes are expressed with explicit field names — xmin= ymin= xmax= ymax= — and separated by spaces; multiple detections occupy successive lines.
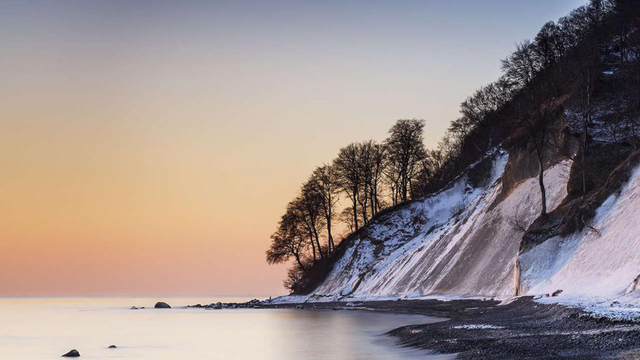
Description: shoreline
xmin=255 ymin=297 xmax=640 ymax=359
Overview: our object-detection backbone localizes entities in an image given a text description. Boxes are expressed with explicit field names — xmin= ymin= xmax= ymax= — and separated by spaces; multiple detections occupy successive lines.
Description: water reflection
xmin=0 ymin=297 xmax=453 ymax=359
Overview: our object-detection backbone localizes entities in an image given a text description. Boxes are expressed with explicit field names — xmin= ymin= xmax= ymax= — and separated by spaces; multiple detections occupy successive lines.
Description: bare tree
xmin=517 ymin=89 xmax=557 ymax=217
xmin=308 ymin=165 xmax=339 ymax=253
xmin=383 ymin=153 xmax=402 ymax=206
xmin=353 ymin=140 xmax=386 ymax=224
xmin=385 ymin=119 xmax=427 ymax=202
xmin=534 ymin=21 xmax=566 ymax=69
xmin=266 ymin=203 xmax=308 ymax=271
xmin=298 ymin=181 xmax=326 ymax=261
xmin=333 ymin=143 xmax=362 ymax=231
xmin=357 ymin=142 xmax=372 ymax=225
xmin=501 ymin=40 xmax=542 ymax=88
xmin=369 ymin=142 xmax=386 ymax=215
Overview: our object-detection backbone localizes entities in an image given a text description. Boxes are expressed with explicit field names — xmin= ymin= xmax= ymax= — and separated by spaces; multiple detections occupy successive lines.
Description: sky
xmin=0 ymin=0 xmax=586 ymax=297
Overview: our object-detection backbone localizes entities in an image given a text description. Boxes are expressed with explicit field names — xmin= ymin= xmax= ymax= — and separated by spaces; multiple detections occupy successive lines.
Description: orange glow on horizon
xmin=0 ymin=0 xmax=585 ymax=296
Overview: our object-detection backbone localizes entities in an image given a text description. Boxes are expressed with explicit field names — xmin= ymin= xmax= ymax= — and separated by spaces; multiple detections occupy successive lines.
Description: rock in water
xmin=61 ymin=349 xmax=80 ymax=357
xmin=108 ymin=345 xmax=117 ymax=348
xmin=154 ymin=302 xmax=171 ymax=309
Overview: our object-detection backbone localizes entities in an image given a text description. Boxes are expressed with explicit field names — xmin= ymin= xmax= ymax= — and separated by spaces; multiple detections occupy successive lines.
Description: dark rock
xmin=551 ymin=289 xmax=563 ymax=297
xmin=61 ymin=349 xmax=80 ymax=357
xmin=130 ymin=306 xmax=138 ymax=310
xmin=154 ymin=302 xmax=171 ymax=309
xmin=108 ymin=345 xmax=117 ymax=349
xmin=248 ymin=299 xmax=261 ymax=305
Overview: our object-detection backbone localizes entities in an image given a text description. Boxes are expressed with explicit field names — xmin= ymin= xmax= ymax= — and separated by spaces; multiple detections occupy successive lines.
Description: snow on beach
xmin=452 ymin=324 xmax=505 ymax=330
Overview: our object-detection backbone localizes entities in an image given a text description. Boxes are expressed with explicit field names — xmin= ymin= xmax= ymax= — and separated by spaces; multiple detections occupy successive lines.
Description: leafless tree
xmin=384 ymin=119 xmax=427 ymax=202
xmin=298 ymin=181 xmax=326 ymax=261
xmin=501 ymin=40 xmax=542 ymax=88
xmin=308 ymin=165 xmax=339 ymax=253
xmin=266 ymin=203 xmax=308 ymax=270
xmin=333 ymin=143 xmax=362 ymax=231
xmin=355 ymin=140 xmax=386 ymax=224
xmin=368 ymin=142 xmax=386 ymax=215
xmin=517 ymin=89 xmax=557 ymax=217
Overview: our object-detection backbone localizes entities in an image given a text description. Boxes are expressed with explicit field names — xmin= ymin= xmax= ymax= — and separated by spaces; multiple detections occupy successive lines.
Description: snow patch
xmin=453 ymin=324 xmax=505 ymax=330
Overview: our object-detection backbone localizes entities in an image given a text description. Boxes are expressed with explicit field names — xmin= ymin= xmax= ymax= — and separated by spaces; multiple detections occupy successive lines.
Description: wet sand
xmin=263 ymin=297 xmax=640 ymax=359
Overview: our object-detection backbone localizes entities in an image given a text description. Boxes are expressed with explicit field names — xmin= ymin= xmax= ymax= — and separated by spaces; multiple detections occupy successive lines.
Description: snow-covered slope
xmin=274 ymin=145 xmax=640 ymax=316
xmin=520 ymin=166 xmax=640 ymax=303
xmin=304 ymin=150 xmax=572 ymax=301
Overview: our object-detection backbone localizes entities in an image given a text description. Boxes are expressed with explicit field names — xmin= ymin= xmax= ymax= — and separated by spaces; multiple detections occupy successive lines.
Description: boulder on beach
xmin=154 ymin=302 xmax=171 ymax=309
xmin=108 ymin=345 xmax=117 ymax=349
xmin=61 ymin=349 xmax=80 ymax=357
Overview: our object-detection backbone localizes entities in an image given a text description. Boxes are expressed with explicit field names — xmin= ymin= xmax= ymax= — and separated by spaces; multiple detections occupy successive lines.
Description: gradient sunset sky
xmin=0 ymin=0 xmax=586 ymax=296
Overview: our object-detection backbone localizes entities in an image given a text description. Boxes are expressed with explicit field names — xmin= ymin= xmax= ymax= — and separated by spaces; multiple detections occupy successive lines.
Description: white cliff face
xmin=520 ymin=166 xmax=640 ymax=302
xmin=273 ymin=146 xmax=640 ymax=319
xmin=306 ymin=151 xmax=572 ymax=301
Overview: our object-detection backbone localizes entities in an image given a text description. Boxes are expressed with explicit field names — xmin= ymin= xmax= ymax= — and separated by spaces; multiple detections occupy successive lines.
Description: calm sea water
xmin=0 ymin=297 xmax=452 ymax=359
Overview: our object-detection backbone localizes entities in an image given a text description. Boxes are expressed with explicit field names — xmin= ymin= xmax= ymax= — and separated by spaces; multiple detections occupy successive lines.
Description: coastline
xmin=255 ymin=297 xmax=640 ymax=359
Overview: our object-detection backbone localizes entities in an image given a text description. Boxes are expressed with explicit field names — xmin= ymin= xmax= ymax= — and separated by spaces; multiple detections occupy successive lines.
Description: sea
xmin=0 ymin=296 xmax=453 ymax=359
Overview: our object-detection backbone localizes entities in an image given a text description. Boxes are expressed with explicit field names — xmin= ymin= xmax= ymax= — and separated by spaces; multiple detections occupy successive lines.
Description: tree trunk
xmin=374 ymin=183 xmax=380 ymax=213
xmin=352 ymin=189 xmax=359 ymax=231
xmin=402 ymin=176 xmax=408 ymax=202
xmin=581 ymin=119 xmax=588 ymax=194
xmin=312 ymin=226 xmax=323 ymax=260
xmin=584 ymin=75 xmax=592 ymax=193
xmin=537 ymin=150 xmax=547 ymax=216
xmin=309 ymin=233 xmax=317 ymax=263
xmin=392 ymin=185 xmax=397 ymax=206
xmin=409 ymin=178 xmax=414 ymax=200
xmin=326 ymin=211 xmax=334 ymax=253
xmin=361 ymin=183 xmax=368 ymax=225
xmin=294 ymin=253 xmax=306 ymax=271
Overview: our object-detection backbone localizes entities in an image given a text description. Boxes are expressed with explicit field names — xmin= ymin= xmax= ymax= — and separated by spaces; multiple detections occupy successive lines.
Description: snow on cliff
xmin=302 ymin=150 xmax=572 ymax=301
xmin=520 ymin=165 xmax=640 ymax=312
xmin=274 ymin=147 xmax=640 ymax=317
